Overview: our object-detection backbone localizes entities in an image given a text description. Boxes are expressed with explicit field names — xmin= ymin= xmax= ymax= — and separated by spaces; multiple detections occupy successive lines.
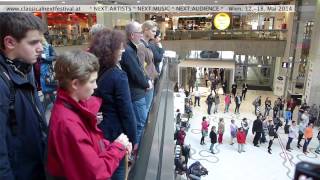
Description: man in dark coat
xmin=121 ymin=21 xmax=152 ymax=145
xmin=252 ymin=115 xmax=263 ymax=147
xmin=0 ymin=13 xmax=48 ymax=180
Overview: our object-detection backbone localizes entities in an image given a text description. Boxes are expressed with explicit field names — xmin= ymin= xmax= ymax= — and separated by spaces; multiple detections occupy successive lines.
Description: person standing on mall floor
xmin=260 ymin=116 xmax=268 ymax=144
xmin=224 ymin=93 xmax=231 ymax=113
xmin=218 ymin=118 xmax=225 ymax=144
xmin=200 ymin=117 xmax=210 ymax=145
xmin=241 ymin=83 xmax=248 ymax=100
xmin=213 ymin=94 xmax=220 ymax=114
xmin=237 ymin=127 xmax=246 ymax=153
xmin=286 ymin=121 xmax=299 ymax=151
xmin=303 ymin=123 xmax=314 ymax=155
xmin=209 ymin=126 xmax=217 ymax=154
xmin=234 ymin=93 xmax=242 ymax=114
xmin=309 ymin=104 xmax=319 ymax=124
xmin=177 ymin=127 xmax=186 ymax=146
xmin=120 ymin=22 xmax=153 ymax=146
xmin=253 ymin=96 xmax=262 ymax=115
xmin=222 ymin=80 xmax=227 ymax=95
xmin=0 ymin=13 xmax=48 ymax=180
xmin=46 ymin=50 xmax=131 ymax=180
xmin=252 ymin=115 xmax=263 ymax=147
xmin=206 ymin=93 xmax=214 ymax=115
xmin=264 ymin=97 xmax=272 ymax=116
xmin=297 ymin=112 xmax=309 ymax=149
xmin=273 ymin=98 xmax=281 ymax=118
xmin=89 ymin=29 xmax=137 ymax=180
xmin=230 ymin=119 xmax=238 ymax=145
xmin=267 ymin=118 xmax=277 ymax=154
xmin=211 ymin=77 xmax=218 ymax=94
xmin=204 ymin=70 xmax=209 ymax=87
xmin=241 ymin=118 xmax=250 ymax=138
xmin=287 ymin=98 xmax=297 ymax=114
xmin=219 ymin=68 xmax=224 ymax=83
xmin=285 ymin=107 xmax=292 ymax=125
xmin=194 ymin=89 xmax=201 ymax=107
xmin=231 ymin=83 xmax=237 ymax=97
xmin=315 ymin=128 xmax=320 ymax=154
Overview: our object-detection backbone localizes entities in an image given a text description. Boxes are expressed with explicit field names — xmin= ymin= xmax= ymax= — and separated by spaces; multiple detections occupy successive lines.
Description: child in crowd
xmin=237 ymin=127 xmax=246 ymax=153
xmin=209 ymin=126 xmax=217 ymax=154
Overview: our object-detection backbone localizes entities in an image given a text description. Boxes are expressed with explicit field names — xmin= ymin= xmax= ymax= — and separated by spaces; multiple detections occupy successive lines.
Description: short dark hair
xmin=89 ymin=29 xmax=125 ymax=74
xmin=0 ymin=13 xmax=46 ymax=49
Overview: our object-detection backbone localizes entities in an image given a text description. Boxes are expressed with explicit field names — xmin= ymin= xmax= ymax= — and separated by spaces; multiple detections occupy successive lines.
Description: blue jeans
xmin=111 ymin=157 xmax=125 ymax=180
xmin=133 ymin=97 xmax=148 ymax=144
xmin=303 ymin=138 xmax=312 ymax=152
xmin=145 ymin=89 xmax=154 ymax=112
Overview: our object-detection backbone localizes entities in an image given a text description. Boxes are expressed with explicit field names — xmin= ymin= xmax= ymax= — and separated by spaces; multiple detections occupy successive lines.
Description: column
xmin=304 ymin=1 xmax=320 ymax=105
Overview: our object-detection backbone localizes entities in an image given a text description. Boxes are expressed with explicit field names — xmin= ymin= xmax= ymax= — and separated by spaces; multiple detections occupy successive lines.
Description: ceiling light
xmin=61 ymin=1 xmax=65 ymax=4
xmin=137 ymin=0 xmax=140 ymax=3
xmin=214 ymin=0 xmax=218 ymax=3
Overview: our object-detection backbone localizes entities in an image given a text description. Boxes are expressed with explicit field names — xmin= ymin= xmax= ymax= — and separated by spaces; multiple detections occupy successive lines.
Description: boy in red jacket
xmin=237 ymin=127 xmax=246 ymax=153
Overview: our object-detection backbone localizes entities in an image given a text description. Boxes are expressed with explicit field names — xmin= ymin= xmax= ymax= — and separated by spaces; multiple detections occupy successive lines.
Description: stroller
xmin=187 ymin=161 xmax=208 ymax=180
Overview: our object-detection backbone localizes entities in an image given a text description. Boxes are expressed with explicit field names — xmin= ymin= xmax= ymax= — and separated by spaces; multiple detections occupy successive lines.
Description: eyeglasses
xmin=133 ymin=32 xmax=142 ymax=35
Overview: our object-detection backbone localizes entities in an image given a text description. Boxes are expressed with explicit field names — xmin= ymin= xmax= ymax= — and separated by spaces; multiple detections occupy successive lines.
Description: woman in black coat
xmin=90 ymin=29 xmax=137 ymax=180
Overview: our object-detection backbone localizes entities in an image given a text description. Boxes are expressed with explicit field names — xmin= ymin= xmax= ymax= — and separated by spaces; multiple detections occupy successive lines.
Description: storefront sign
xmin=0 ymin=5 xmax=295 ymax=13
xmin=213 ymin=13 xmax=231 ymax=30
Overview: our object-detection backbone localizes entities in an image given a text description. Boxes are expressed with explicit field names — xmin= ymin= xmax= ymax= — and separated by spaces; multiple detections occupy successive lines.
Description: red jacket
xmin=236 ymin=131 xmax=246 ymax=144
xmin=47 ymin=89 xmax=126 ymax=180
xmin=201 ymin=120 xmax=210 ymax=131
xmin=177 ymin=130 xmax=186 ymax=145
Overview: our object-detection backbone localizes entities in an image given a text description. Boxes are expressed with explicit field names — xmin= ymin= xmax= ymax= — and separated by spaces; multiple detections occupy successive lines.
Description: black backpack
xmin=0 ymin=64 xmax=17 ymax=136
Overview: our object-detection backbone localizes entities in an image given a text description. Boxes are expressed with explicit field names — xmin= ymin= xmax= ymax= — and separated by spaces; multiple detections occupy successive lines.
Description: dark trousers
xmin=235 ymin=104 xmax=240 ymax=113
xmin=242 ymin=91 xmax=247 ymax=100
xmin=286 ymin=137 xmax=293 ymax=150
xmin=297 ymin=132 xmax=304 ymax=146
xmin=260 ymin=132 xmax=267 ymax=143
xmin=303 ymin=138 xmax=312 ymax=152
xmin=207 ymin=103 xmax=212 ymax=114
xmin=268 ymin=137 xmax=274 ymax=150
xmin=194 ymin=96 xmax=200 ymax=106
xmin=253 ymin=132 xmax=262 ymax=146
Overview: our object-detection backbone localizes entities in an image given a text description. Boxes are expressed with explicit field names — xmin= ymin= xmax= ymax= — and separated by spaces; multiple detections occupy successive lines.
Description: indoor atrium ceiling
xmin=0 ymin=0 xmax=293 ymax=5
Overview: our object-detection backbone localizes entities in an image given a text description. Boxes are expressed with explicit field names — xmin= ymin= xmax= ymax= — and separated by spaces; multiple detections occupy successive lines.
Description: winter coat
xmin=209 ymin=131 xmax=217 ymax=144
xmin=0 ymin=53 xmax=47 ymax=180
xmin=120 ymin=41 xmax=149 ymax=101
xmin=201 ymin=120 xmax=210 ymax=131
xmin=214 ymin=95 xmax=220 ymax=105
xmin=47 ymin=89 xmax=126 ymax=180
xmin=236 ymin=131 xmax=246 ymax=144
xmin=252 ymin=119 xmax=263 ymax=133
xmin=95 ymin=65 xmax=137 ymax=145
xmin=230 ymin=124 xmax=238 ymax=137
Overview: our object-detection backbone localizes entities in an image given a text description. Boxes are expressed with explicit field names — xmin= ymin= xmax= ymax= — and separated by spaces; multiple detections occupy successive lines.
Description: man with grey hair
xmin=120 ymin=21 xmax=152 ymax=149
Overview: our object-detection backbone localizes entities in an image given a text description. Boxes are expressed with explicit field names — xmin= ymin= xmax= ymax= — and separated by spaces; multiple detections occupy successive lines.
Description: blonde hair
xmin=142 ymin=20 xmax=157 ymax=32
xmin=54 ymin=50 xmax=99 ymax=90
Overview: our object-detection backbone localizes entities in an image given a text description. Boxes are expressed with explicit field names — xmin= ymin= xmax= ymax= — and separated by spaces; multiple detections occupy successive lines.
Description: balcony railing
xmin=165 ymin=29 xmax=287 ymax=41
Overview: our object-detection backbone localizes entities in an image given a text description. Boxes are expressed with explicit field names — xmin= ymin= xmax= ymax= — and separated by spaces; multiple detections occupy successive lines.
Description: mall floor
xmin=174 ymin=86 xmax=320 ymax=180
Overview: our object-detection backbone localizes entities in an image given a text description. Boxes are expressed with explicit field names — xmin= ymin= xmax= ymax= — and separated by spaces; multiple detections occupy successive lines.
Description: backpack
xmin=284 ymin=124 xmax=290 ymax=134
xmin=0 ymin=64 xmax=17 ymax=136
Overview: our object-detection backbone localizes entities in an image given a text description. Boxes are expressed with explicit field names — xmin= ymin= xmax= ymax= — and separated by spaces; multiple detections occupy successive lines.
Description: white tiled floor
xmin=175 ymin=87 xmax=320 ymax=180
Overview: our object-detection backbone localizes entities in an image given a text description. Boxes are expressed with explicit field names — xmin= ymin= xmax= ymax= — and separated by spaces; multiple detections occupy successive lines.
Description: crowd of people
xmin=173 ymin=66 xmax=320 ymax=178
xmin=0 ymin=13 xmax=165 ymax=180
